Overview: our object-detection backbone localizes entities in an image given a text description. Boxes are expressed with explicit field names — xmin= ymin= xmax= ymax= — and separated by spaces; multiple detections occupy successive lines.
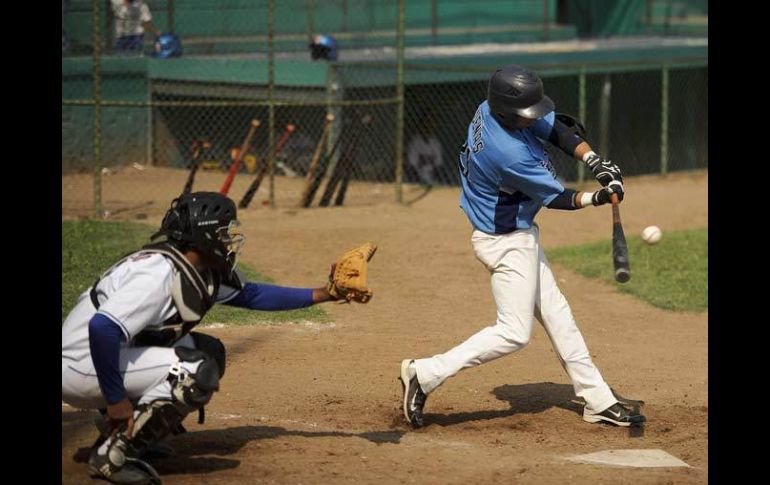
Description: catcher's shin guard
xmin=89 ymin=400 xmax=190 ymax=484
xmin=130 ymin=400 xmax=189 ymax=451
xmin=89 ymin=350 xmax=221 ymax=484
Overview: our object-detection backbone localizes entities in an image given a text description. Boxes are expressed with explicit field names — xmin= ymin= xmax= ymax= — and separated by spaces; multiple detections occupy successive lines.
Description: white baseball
xmin=642 ymin=226 xmax=662 ymax=245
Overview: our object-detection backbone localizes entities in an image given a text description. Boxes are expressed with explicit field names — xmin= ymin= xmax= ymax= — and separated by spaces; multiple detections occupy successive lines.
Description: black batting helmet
xmin=487 ymin=65 xmax=554 ymax=129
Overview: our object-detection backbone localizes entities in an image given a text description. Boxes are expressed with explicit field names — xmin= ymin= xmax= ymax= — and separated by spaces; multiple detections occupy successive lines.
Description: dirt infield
xmin=62 ymin=169 xmax=708 ymax=484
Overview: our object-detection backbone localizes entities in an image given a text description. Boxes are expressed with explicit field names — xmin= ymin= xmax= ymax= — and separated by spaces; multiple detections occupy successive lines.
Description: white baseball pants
xmin=414 ymin=225 xmax=617 ymax=413
xmin=61 ymin=334 xmax=201 ymax=409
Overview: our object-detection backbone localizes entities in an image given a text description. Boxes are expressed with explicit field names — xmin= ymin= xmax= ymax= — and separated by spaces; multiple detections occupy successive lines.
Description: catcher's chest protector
xmin=89 ymin=242 xmax=243 ymax=338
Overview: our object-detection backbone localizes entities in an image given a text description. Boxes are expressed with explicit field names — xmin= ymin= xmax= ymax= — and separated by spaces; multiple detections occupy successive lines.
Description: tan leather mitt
xmin=327 ymin=242 xmax=377 ymax=303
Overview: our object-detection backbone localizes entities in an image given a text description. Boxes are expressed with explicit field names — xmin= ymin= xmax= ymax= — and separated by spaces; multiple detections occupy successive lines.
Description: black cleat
xmin=400 ymin=359 xmax=428 ymax=428
xmin=88 ymin=434 xmax=162 ymax=484
xmin=583 ymin=402 xmax=646 ymax=427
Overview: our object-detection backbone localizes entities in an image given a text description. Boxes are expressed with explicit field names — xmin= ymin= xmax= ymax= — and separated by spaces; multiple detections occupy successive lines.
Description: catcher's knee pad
xmin=189 ymin=331 xmax=226 ymax=377
xmin=169 ymin=346 xmax=221 ymax=410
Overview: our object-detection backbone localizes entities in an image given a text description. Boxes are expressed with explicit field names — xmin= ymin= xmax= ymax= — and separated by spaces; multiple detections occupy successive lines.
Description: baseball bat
xmin=322 ymin=140 xmax=355 ymax=207
xmin=611 ymin=193 xmax=631 ymax=283
xmin=308 ymin=125 xmax=346 ymax=207
xmin=219 ymin=118 xmax=260 ymax=196
xmin=299 ymin=114 xmax=335 ymax=208
xmin=333 ymin=113 xmax=371 ymax=206
xmin=182 ymin=141 xmax=204 ymax=195
xmin=238 ymin=123 xmax=296 ymax=209
xmin=334 ymin=163 xmax=352 ymax=206
xmin=313 ymin=125 xmax=349 ymax=207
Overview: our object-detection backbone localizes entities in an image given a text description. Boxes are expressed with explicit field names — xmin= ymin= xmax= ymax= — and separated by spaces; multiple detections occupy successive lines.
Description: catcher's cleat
xmin=88 ymin=432 xmax=161 ymax=485
xmin=400 ymin=359 xmax=428 ymax=428
xmin=583 ymin=402 xmax=646 ymax=427
xmin=88 ymin=437 xmax=162 ymax=485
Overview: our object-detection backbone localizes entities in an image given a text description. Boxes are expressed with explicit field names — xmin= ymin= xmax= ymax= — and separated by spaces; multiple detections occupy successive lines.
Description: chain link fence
xmin=62 ymin=0 xmax=707 ymax=218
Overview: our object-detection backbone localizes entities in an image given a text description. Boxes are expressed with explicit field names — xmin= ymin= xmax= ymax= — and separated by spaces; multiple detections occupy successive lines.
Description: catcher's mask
xmin=152 ymin=192 xmax=245 ymax=272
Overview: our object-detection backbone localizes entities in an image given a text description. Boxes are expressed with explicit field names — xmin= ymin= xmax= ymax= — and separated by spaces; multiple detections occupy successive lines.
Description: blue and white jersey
xmin=458 ymin=101 xmax=563 ymax=234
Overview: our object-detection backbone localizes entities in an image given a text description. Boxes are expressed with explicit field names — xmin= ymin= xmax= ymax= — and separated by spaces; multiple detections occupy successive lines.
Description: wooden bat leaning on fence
xmin=238 ymin=123 xmax=296 ymax=209
xmin=219 ymin=118 xmax=261 ymax=196
xmin=299 ymin=114 xmax=335 ymax=208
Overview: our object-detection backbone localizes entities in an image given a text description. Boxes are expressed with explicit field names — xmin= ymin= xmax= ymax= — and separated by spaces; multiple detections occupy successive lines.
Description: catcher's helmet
xmin=487 ymin=65 xmax=554 ymax=129
xmin=153 ymin=32 xmax=182 ymax=58
xmin=309 ymin=34 xmax=338 ymax=61
xmin=152 ymin=192 xmax=244 ymax=271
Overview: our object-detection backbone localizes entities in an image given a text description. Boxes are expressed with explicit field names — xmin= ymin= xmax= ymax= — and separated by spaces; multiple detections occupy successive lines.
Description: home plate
xmin=565 ymin=449 xmax=690 ymax=468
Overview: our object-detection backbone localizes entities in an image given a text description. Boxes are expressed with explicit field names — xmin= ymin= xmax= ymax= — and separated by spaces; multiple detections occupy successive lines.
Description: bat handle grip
xmin=610 ymin=193 xmax=622 ymax=224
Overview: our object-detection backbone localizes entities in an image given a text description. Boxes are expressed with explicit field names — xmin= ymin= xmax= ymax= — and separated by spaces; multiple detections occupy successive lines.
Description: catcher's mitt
xmin=327 ymin=242 xmax=377 ymax=303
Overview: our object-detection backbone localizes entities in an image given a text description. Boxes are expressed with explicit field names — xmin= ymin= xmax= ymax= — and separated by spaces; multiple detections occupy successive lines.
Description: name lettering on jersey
xmin=539 ymin=157 xmax=556 ymax=177
xmin=197 ymin=220 xmax=219 ymax=226
xmin=130 ymin=254 xmax=153 ymax=262
xmin=471 ymin=108 xmax=484 ymax=153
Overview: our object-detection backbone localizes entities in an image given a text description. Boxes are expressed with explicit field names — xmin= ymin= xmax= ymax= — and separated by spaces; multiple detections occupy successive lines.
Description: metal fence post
xmin=342 ymin=0 xmax=349 ymax=33
xmin=93 ymin=0 xmax=103 ymax=218
xmin=326 ymin=63 xmax=341 ymax=174
xmin=431 ymin=0 xmax=438 ymax=45
xmin=168 ymin=0 xmax=175 ymax=33
xmin=664 ymin=0 xmax=673 ymax=36
xmin=578 ymin=66 xmax=586 ymax=184
xmin=599 ymin=73 xmax=611 ymax=158
xmin=104 ymin=0 xmax=113 ymax=52
xmin=645 ymin=0 xmax=653 ymax=34
xmin=146 ymin=80 xmax=153 ymax=166
xmin=395 ymin=0 xmax=405 ymax=204
xmin=268 ymin=0 xmax=276 ymax=207
xmin=661 ymin=64 xmax=669 ymax=175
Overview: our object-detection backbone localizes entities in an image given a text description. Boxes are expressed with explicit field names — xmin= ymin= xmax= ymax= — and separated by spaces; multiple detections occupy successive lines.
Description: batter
xmin=399 ymin=65 xmax=645 ymax=429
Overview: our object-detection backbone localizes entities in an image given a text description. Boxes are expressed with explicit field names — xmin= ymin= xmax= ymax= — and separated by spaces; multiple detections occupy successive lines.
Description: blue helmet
xmin=309 ymin=34 xmax=338 ymax=61
xmin=153 ymin=33 xmax=182 ymax=59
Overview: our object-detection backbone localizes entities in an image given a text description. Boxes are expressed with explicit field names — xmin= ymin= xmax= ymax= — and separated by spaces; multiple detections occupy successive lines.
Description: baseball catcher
xmin=61 ymin=191 xmax=375 ymax=484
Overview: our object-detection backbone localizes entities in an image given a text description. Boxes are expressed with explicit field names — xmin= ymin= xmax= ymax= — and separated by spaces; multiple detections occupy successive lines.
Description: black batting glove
xmin=585 ymin=153 xmax=624 ymax=187
xmin=591 ymin=181 xmax=624 ymax=206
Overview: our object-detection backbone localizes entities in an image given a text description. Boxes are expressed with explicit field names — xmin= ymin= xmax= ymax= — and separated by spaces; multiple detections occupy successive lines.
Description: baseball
xmin=642 ymin=226 xmax=662 ymax=245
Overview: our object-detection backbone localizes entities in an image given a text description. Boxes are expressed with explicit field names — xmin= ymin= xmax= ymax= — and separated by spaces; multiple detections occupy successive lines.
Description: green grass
xmin=548 ymin=228 xmax=707 ymax=312
xmin=62 ymin=220 xmax=328 ymax=325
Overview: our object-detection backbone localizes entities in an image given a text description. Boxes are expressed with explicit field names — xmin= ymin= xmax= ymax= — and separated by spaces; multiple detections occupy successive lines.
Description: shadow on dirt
xmin=424 ymin=382 xmax=584 ymax=427
xmin=73 ymin=424 xmax=404 ymax=475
